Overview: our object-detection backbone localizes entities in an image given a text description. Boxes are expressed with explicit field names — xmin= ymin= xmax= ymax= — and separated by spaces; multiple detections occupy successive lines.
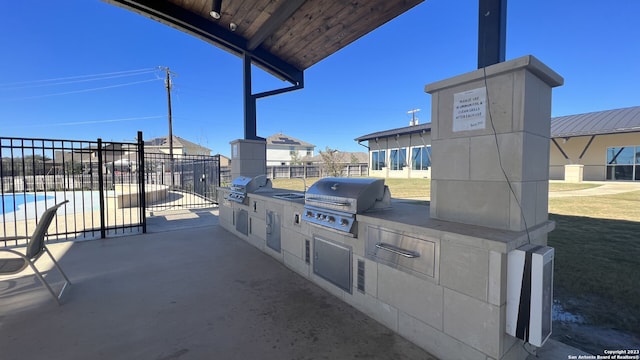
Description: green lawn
xmin=271 ymin=177 xmax=639 ymax=336
xmin=271 ymin=177 xmax=430 ymax=198
xmin=548 ymin=212 xmax=640 ymax=333
xmin=548 ymin=190 xmax=640 ymax=336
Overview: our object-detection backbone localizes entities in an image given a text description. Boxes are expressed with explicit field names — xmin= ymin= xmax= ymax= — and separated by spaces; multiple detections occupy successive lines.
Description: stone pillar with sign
xmin=425 ymin=55 xmax=563 ymax=232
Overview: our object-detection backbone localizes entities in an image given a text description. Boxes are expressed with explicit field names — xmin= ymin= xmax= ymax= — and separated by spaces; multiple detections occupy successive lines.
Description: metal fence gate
xmin=1 ymin=133 xmax=222 ymax=247
xmin=142 ymin=152 xmax=221 ymax=211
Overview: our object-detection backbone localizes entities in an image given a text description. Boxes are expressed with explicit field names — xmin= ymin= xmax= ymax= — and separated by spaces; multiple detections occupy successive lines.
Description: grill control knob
xmin=340 ymin=219 xmax=349 ymax=227
xmin=328 ymin=216 xmax=335 ymax=223
xmin=306 ymin=211 xmax=313 ymax=217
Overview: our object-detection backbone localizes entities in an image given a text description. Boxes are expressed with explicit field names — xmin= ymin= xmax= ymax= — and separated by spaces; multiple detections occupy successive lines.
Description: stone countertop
xmin=358 ymin=200 xmax=554 ymax=252
xmin=250 ymin=188 xmax=306 ymax=204
xmin=218 ymin=187 xmax=305 ymax=202
xmin=218 ymin=187 xmax=554 ymax=252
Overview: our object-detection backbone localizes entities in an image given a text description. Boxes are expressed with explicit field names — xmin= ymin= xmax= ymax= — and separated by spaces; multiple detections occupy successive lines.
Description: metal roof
xmin=550 ymin=106 xmax=640 ymax=138
xmin=355 ymin=123 xmax=432 ymax=142
xmin=355 ymin=106 xmax=640 ymax=143
xmin=105 ymin=0 xmax=423 ymax=84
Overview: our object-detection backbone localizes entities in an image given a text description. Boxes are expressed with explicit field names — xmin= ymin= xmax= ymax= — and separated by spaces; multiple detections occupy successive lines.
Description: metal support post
xmin=137 ymin=131 xmax=147 ymax=233
xmin=243 ymin=53 xmax=258 ymax=140
xmin=97 ymin=138 xmax=106 ymax=239
xmin=478 ymin=0 xmax=507 ymax=68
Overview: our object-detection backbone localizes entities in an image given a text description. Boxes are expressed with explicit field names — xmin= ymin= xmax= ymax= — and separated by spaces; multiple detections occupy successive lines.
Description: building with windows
xmin=266 ymin=133 xmax=315 ymax=166
xmin=356 ymin=106 xmax=640 ymax=181
xmin=549 ymin=106 xmax=640 ymax=181
xmin=355 ymin=123 xmax=433 ymax=178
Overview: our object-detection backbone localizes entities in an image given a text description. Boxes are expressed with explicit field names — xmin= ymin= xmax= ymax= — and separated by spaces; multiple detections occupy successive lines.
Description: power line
xmin=3 ymin=115 xmax=165 ymax=129
xmin=2 ymin=78 xmax=162 ymax=102
xmin=0 ymin=69 xmax=159 ymax=91
xmin=0 ymin=67 xmax=159 ymax=88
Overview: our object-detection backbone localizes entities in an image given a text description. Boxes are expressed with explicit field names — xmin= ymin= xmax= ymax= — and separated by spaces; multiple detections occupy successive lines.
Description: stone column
xmin=230 ymin=139 xmax=267 ymax=179
xmin=425 ymin=55 xmax=563 ymax=231
xmin=564 ymin=164 xmax=584 ymax=183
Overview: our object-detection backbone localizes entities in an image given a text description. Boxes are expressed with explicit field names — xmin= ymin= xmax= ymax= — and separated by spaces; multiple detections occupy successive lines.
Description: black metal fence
xmin=1 ymin=133 xmax=222 ymax=247
xmin=0 ymin=134 xmax=145 ymax=246
xmin=142 ymin=152 xmax=221 ymax=211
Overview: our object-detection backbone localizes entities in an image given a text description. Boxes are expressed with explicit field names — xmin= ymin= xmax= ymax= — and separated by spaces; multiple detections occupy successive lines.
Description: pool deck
xmin=0 ymin=208 xmax=593 ymax=360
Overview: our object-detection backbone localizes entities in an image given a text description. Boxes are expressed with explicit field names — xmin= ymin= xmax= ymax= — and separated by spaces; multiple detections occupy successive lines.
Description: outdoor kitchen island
xmin=217 ymin=185 xmax=554 ymax=360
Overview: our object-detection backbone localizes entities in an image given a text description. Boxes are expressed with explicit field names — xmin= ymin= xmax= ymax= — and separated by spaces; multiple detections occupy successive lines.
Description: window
xmin=371 ymin=150 xmax=386 ymax=170
xmin=411 ymin=146 xmax=432 ymax=170
xmin=606 ymin=146 xmax=639 ymax=181
xmin=390 ymin=148 xmax=406 ymax=171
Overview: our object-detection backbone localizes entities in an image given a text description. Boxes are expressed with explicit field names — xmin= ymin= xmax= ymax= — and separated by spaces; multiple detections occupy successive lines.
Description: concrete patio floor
xmin=1 ymin=208 xmax=593 ymax=360
xmin=0 ymin=210 xmax=436 ymax=360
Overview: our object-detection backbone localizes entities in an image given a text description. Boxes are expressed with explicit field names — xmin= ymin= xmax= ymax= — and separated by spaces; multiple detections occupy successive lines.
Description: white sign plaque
xmin=453 ymin=87 xmax=486 ymax=132
xmin=232 ymin=143 xmax=239 ymax=158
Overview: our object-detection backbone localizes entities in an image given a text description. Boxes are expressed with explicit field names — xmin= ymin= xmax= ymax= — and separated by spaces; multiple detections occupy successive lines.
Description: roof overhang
xmin=104 ymin=0 xmax=424 ymax=84
xmin=355 ymin=123 xmax=432 ymax=142
xmin=550 ymin=106 xmax=640 ymax=139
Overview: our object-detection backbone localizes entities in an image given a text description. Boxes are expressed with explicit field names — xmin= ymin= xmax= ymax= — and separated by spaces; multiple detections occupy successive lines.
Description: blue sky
xmin=1 ymin=0 xmax=638 ymax=157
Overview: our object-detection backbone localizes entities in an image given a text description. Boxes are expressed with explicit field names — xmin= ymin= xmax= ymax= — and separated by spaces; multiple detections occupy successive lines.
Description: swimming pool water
xmin=2 ymin=193 xmax=53 ymax=213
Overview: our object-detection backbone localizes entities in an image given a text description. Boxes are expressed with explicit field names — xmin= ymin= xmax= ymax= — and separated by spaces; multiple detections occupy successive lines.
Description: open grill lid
xmin=304 ymin=177 xmax=389 ymax=214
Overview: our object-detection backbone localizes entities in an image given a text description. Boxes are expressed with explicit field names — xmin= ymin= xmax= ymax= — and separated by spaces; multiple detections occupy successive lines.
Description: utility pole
xmin=162 ymin=66 xmax=175 ymax=188
xmin=407 ymin=108 xmax=420 ymax=126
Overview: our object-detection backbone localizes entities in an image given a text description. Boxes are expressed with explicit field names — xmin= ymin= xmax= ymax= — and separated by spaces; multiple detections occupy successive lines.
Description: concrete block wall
xmin=230 ymin=139 xmax=267 ymax=179
xmin=350 ymin=217 xmax=537 ymax=360
xmin=425 ymin=55 xmax=563 ymax=232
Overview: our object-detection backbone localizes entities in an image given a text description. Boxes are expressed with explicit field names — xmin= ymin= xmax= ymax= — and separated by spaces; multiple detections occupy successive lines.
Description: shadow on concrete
xmin=146 ymin=208 xmax=219 ymax=233
xmin=0 ymin=224 xmax=436 ymax=360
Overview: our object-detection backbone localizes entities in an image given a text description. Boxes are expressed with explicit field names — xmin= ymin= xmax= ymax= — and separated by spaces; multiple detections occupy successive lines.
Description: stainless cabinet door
xmin=313 ymin=236 xmax=352 ymax=293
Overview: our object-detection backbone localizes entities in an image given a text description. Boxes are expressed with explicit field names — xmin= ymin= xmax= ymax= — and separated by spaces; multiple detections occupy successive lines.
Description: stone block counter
xmin=217 ymin=187 xmax=553 ymax=360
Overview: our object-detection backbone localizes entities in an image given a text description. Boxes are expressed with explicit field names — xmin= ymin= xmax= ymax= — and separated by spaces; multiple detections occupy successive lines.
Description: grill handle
xmin=306 ymin=197 xmax=350 ymax=207
xmin=375 ymin=243 xmax=420 ymax=258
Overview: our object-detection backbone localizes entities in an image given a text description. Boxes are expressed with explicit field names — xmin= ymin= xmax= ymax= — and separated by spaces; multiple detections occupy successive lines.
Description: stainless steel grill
xmin=303 ymin=177 xmax=391 ymax=235
xmin=228 ymin=175 xmax=271 ymax=204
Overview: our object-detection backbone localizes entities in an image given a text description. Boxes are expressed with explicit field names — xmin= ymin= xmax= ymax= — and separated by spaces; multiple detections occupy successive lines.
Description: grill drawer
xmin=365 ymin=226 xmax=437 ymax=281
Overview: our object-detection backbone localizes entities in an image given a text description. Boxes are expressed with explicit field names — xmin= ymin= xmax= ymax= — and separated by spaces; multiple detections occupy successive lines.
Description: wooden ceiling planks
xmin=241 ymin=0 xmax=280 ymax=39
xmin=263 ymin=0 xmax=341 ymax=66
xmin=107 ymin=0 xmax=423 ymax=79
xmin=268 ymin=0 xmax=421 ymax=69
xmin=297 ymin=0 xmax=422 ymax=67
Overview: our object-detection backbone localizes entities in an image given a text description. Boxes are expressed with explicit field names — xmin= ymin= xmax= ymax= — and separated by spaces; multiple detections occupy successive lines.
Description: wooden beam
xmin=248 ymin=0 xmax=307 ymax=51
